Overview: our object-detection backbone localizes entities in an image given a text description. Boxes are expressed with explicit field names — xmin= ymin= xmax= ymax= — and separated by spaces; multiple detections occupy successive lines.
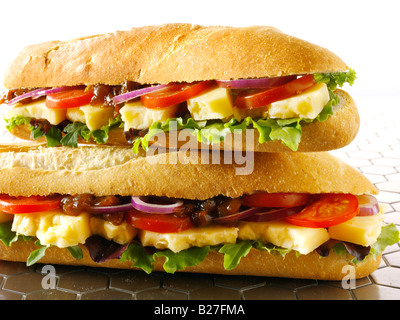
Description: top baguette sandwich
xmin=0 ymin=143 xmax=397 ymax=280
xmin=1 ymin=23 xmax=359 ymax=153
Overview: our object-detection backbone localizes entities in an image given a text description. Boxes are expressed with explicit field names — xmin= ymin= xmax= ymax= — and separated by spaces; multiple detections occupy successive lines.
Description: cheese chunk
xmin=120 ymin=100 xmax=178 ymax=130
xmin=238 ymin=220 xmax=329 ymax=255
xmin=139 ymin=225 xmax=238 ymax=253
xmin=187 ymin=87 xmax=234 ymax=121
xmin=66 ymin=106 xmax=114 ymax=131
xmin=6 ymin=99 xmax=67 ymax=125
xmin=268 ymin=83 xmax=329 ymax=119
xmin=328 ymin=213 xmax=384 ymax=247
xmin=90 ymin=216 xmax=137 ymax=245
xmin=12 ymin=210 xmax=91 ymax=248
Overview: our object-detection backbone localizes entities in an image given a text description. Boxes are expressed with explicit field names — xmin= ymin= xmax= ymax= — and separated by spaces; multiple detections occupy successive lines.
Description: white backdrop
xmin=0 ymin=0 xmax=399 ymax=97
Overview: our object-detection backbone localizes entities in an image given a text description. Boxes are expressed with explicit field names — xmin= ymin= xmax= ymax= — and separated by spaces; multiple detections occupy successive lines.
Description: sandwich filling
xmin=0 ymin=192 xmax=397 ymax=273
xmin=2 ymin=71 xmax=356 ymax=152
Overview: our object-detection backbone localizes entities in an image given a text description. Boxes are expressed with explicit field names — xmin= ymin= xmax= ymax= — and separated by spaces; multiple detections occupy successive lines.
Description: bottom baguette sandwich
xmin=0 ymin=144 xmax=397 ymax=280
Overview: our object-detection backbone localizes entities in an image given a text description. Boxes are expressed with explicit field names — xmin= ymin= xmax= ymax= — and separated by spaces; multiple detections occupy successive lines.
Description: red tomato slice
xmin=285 ymin=194 xmax=359 ymax=228
xmin=235 ymin=74 xmax=316 ymax=109
xmin=0 ymin=195 xmax=62 ymax=214
xmin=141 ymin=81 xmax=215 ymax=109
xmin=46 ymin=87 xmax=94 ymax=109
xmin=242 ymin=192 xmax=311 ymax=208
xmin=126 ymin=210 xmax=194 ymax=233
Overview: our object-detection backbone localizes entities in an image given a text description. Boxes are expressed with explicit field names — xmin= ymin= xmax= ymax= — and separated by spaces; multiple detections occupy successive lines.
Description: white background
xmin=0 ymin=0 xmax=399 ymax=97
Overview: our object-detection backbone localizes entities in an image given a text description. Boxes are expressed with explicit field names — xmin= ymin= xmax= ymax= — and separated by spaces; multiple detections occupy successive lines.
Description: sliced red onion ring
xmin=31 ymin=86 xmax=76 ymax=98
xmin=243 ymin=206 xmax=305 ymax=222
xmin=356 ymin=195 xmax=379 ymax=216
xmin=112 ymin=84 xmax=169 ymax=104
xmin=131 ymin=196 xmax=183 ymax=214
xmin=213 ymin=207 xmax=264 ymax=224
xmin=7 ymin=86 xmax=75 ymax=105
xmin=86 ymin=202 xmax=134 ymax=214
xmin=216 ymin=75 xmax=297 ymax=89
xmin=7 ymin=88 xmax=49 ymax=105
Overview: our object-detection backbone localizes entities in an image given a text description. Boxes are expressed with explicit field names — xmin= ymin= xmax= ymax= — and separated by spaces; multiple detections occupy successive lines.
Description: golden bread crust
xmin=0 ymin=144 xmax=377 ymax=198
xmin=4 ymin=24 xmax=348 ymax=89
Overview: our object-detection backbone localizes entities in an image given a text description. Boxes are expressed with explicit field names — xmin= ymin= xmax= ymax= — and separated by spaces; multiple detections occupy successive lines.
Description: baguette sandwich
xmin=0 ymin=143 xmax=397 ymax=280
xmin=1 ymin=23 xmax=359 ymax=153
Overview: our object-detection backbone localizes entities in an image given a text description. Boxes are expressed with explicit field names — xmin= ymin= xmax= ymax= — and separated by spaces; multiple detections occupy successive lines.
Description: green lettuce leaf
xmin=4 ymin=115 xmax=30 ymax=131
xmin=61 ymin=122 xmax=89 ymax=147
xmin=252 ymin=240 xmax=292 ymax=257
xmin=26 ymin=242 xmax=83 ymax=266
xmin=0 ymin=221 xmax=19 ymax=246
xmin=67 ymin=245 xmax=84 ymax=260
xmin=313 ymin=69 xmax=357 ymax=91
xmin=218 ymin=240 xmax=293 ymax=270
xmin=219 ymin=241 xmax=253 ymax=270
xmin=120 ymin=242 xmax=155 ymax=274
xmin=60 ymin=116 xmax=123 ymax=147
xmin=155 ymin=246 xmax=210 ymax=273
xmin=370 ymin=223 xmax=400 ymax=257
xmin=120 ymin=242 xmax=210 ymax=274
xmin=118 ymin=240 xmax=295 ymax=274
xmin=118 ymin=240 xmax=294 ymax=274
xmin=27 ymin=240 xmax=49 ymax=266
xmin=31 ymin=125 xmax=45 ymax=140
xmin=45 ymin=126 xmax=63 ymax=147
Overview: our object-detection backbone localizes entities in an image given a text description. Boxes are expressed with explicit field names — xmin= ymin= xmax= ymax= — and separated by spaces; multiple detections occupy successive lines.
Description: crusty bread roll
xmin=8 ymin=89 xmax=360 ymax=152
xmin=0 ymin=240 xmax=381 ymax=280
xmin=2 ymin=23 xmax=358 ymax=153
xmin=0 ymin=144 xmax=377 ymax=198
xmin=0 ymin=144 xmax=383 ymax=279
xmin=4 ymin=24 xmax=347 ymax=89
